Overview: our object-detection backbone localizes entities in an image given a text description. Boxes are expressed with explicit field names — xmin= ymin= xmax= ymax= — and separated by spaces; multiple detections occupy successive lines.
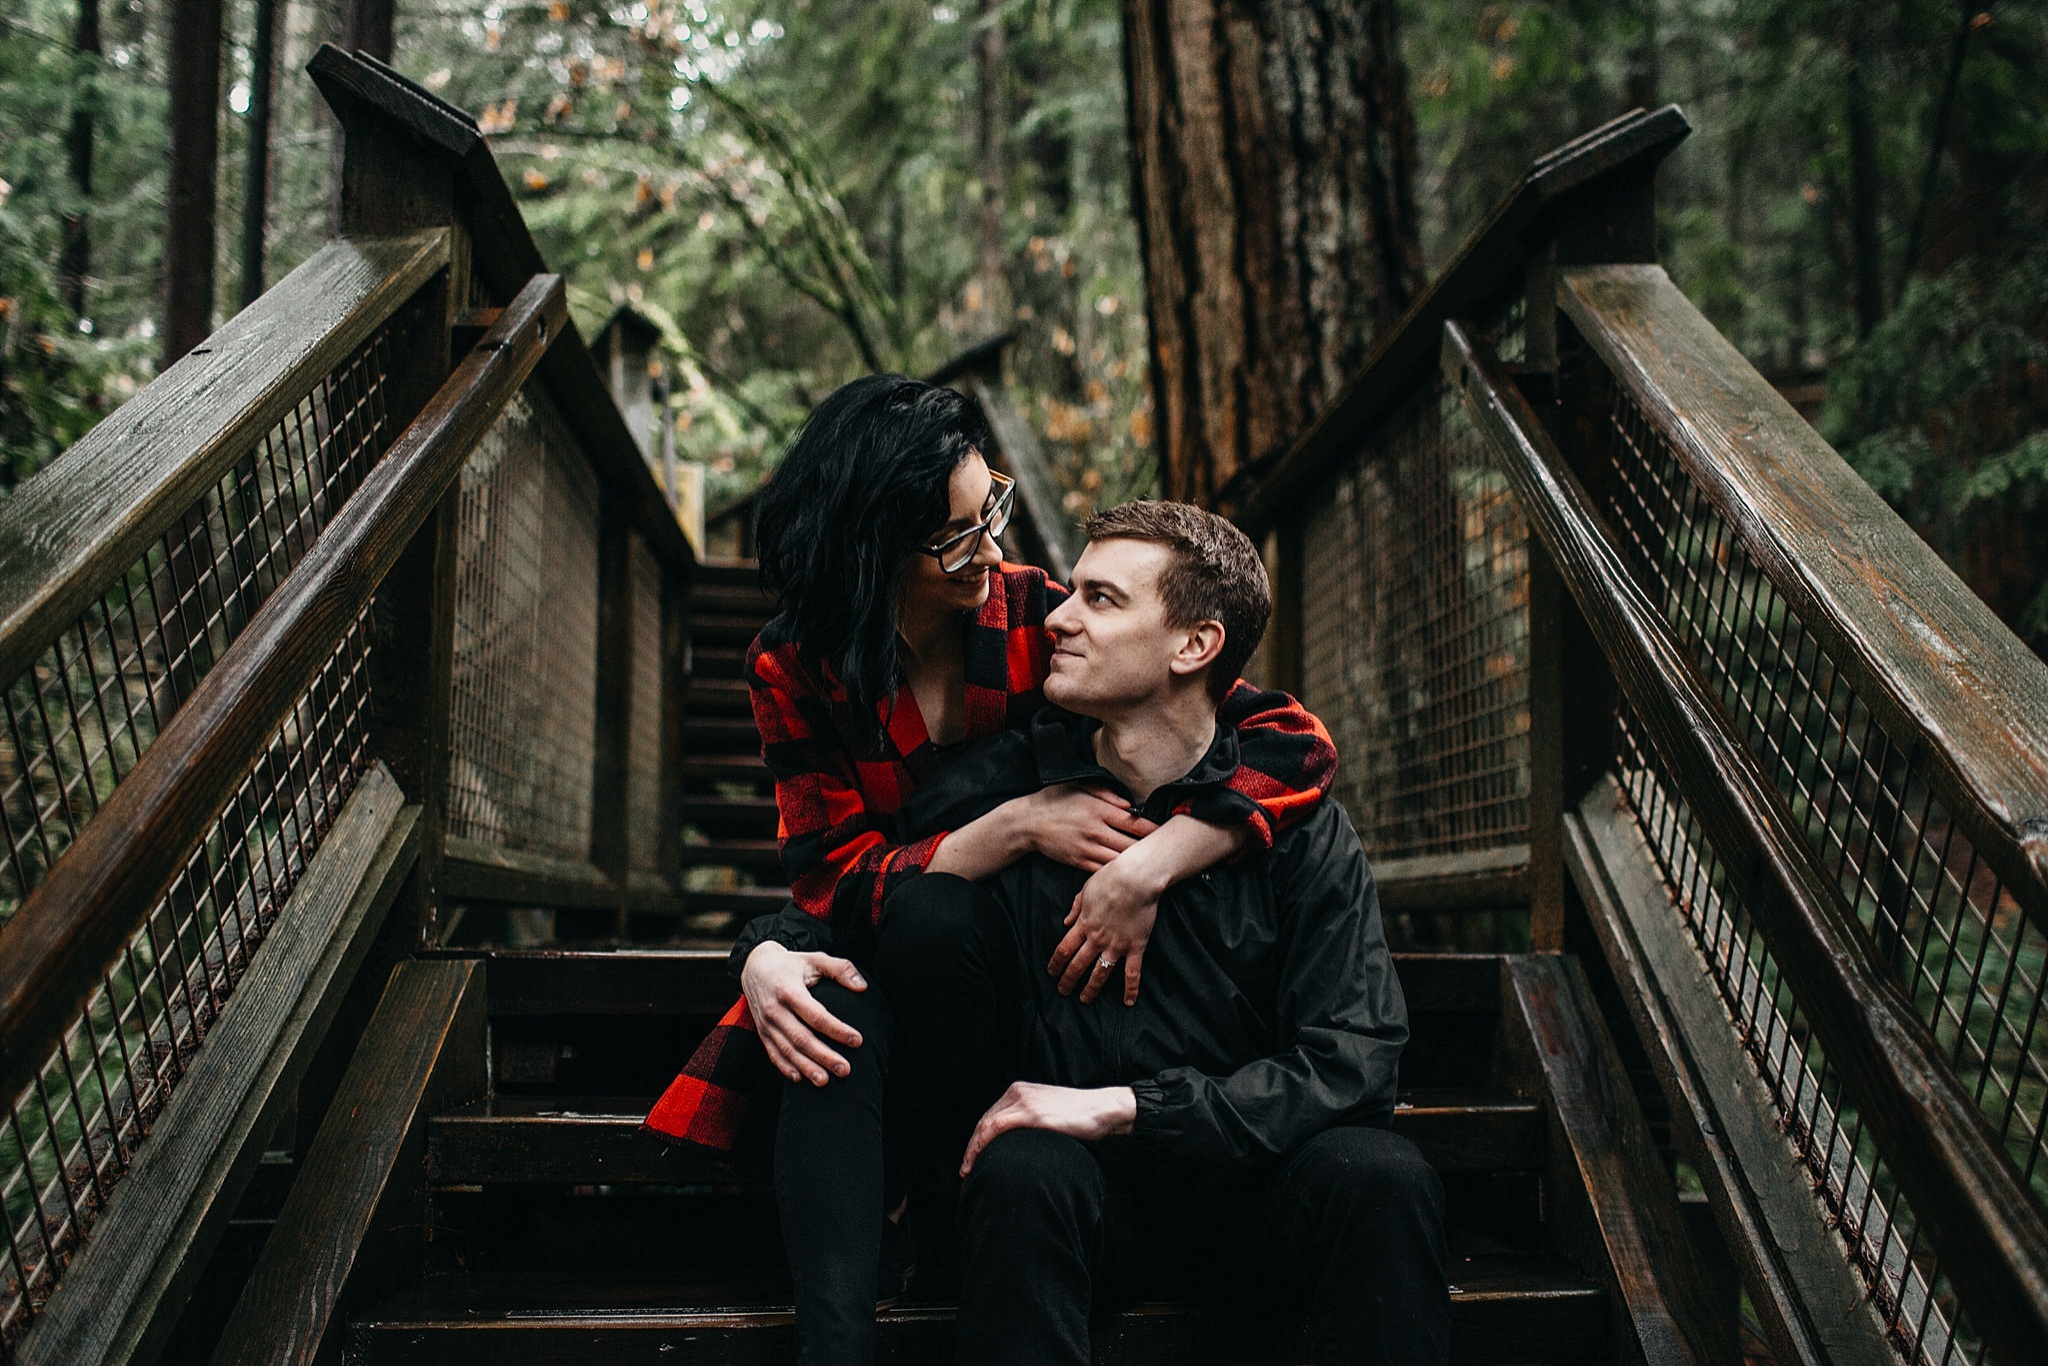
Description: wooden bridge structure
xmin=0 ymin=46 xmax=2044 ymax=1366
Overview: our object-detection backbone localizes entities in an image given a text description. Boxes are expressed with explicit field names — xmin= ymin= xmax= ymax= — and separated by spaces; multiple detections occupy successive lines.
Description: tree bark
xmin=1844 ymin=25 xmax=1886 ymax=338
xmin=163 ymin=0 xmax=223 ymax=367
xmin=1121 ymin=0 xmax=1423 ymax=504
xmin=241 ymin=0 xmax=280 ymax=307
xmin=972 ymin=0 xmax=1008 ymax=330
xmin=60 ymin=0 xmax=100 ymax=319
xmin=341 ymin=0 xmax=394 ymax=61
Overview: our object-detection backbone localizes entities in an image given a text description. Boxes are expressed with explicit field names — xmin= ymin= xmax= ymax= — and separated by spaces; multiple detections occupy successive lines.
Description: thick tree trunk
xmin=241 ymin=0 xmax=280 ymax=307
xmin=61 ymin=0 xmax=100 ymax=318
xmin=163 ymin=0 xmax=223 ymax=367
xmin=972 ymin=0 xmax=1008 ymax=330
xmin=1121 ymin=0 xmax=1423 ymax=504
xmin=340 ymin=0 xmax=394 ymax=60
xmin=1844 ymin=26 xmax=1886 ymax=338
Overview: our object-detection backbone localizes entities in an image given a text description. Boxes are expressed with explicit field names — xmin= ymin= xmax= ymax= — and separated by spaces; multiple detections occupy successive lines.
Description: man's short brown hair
xmin=1083 ymin=501 xmax=1271 ymax=700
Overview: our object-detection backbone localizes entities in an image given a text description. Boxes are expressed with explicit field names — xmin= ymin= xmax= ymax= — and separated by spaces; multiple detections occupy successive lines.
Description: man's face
xmin=1044 ymin=538 xmax=1195 ymax=717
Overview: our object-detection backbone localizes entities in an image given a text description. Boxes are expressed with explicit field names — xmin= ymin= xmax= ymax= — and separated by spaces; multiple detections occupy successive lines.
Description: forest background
xmin=2 ymin=0 xmax=2045 ymax=654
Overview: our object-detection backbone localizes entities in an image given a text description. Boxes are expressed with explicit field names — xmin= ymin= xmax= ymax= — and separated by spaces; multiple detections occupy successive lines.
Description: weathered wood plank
xmin=16 ymin=766 xmax=418 ymax=1366
xmin=0 ymin=277 xmax=564 ymax=1118
xmin=1375 ymin=845 xmax=1530 ymax=912
xmin=1559 ymin=264 xmax=2048 ymax=904
xmin=1565 ymin=782 xmax=1895 ymax=1366
xmin=211 ymin=957 xmax=487 ymax=1366
xmin=1225 ymin=105 xmax=1689 ymax=535
xmin=1446 ymin=318 xmax=2048 ymax=1366
xmin=439 ymin=838 xmax=620 ymax=910
xmin=344 ymin=1257 xmax=1605 ymax=1366
xmin=0 ymin=232 xmax=448 ymax=689
xmin=1501 ymin=954 xmax=1727 ymax=1365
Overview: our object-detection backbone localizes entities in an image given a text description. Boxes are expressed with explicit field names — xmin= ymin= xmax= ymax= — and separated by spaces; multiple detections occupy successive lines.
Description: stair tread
xmin=462 ymin=949 xmax=1501 ymax=1017
xmin=351 ymin=1258 xmax=1602 ymax=1364
xmin=425 ymin=1088 xmax=1541 ymax=1185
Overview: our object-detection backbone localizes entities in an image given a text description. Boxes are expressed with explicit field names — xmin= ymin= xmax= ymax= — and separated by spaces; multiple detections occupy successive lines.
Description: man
xmin=890 ymin=501 xmax=1447 ymax=1365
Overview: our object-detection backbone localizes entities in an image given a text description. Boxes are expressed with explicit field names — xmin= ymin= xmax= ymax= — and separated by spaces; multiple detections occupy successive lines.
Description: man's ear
xmin=1167 ymin=620 xmax=1226 ymax=681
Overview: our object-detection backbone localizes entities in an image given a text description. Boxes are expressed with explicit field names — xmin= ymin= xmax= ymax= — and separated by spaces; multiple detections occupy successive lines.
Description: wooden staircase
xmin=217 ymin=554 xmax=1702 ymax=1366
xmin=226 ymin=928 xmax=1711 ymax=1364
xmin=674 ymin=560 xmax=787 ymax=934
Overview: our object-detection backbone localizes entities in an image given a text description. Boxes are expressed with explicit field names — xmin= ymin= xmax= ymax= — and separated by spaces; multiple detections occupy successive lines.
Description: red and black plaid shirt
xmin=645 ymin=563 xmax=1337 ymax=1152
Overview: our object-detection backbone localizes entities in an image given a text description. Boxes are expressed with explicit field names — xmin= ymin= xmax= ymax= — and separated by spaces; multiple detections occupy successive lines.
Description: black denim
xmin=957 ymin=1124 xmax=1449 ymax=1366
xmin=771 ymin=875 xmax=1018 ymax=1366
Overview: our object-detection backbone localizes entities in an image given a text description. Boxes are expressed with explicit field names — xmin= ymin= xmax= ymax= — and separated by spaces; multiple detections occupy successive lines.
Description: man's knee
xmin=876 ymin=873 xmax=997 ymax=986
xmin=1286 ymin=1127 xmax=1444 ymax=1229
xmin=961 ymin=1129 xmax=1102 ymax=1231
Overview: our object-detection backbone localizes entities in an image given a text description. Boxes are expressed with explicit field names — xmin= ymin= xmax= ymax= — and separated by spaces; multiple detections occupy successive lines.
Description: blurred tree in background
xmin=1 ymin=0 xmax=2043 ymax=650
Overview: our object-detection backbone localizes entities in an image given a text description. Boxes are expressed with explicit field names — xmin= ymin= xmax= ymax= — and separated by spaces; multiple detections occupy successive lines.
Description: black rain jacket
xmin=732 ymin=706 xmax=1407 ymax=1168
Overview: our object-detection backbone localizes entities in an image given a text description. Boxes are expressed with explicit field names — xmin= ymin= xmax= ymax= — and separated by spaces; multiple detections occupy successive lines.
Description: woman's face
xmin=901 ymin=451 xmax=1003 ymax=616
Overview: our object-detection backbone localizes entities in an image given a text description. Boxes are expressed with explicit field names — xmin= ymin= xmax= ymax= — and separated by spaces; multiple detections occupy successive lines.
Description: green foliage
xmin=394 ymin=0 xmax=1155 ymax=515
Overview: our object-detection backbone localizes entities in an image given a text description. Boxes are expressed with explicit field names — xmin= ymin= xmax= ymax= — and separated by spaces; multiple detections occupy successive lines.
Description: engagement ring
xmin=1097 ymin=953 xmax=1118 ymax=970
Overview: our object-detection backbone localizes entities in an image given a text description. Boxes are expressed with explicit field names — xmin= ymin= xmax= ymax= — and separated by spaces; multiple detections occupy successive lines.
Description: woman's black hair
xmin=754 ymin=374 xmax=992 ymax=743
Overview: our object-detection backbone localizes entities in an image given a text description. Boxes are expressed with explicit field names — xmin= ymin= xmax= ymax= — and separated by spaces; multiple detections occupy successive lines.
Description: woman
xmin=645 ymin=375 xmax=1335 ymax=1362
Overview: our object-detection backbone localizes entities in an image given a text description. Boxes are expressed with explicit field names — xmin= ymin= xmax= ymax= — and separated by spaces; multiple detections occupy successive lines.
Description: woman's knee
xmin=876 ymin=873 xmax=998 ymax=986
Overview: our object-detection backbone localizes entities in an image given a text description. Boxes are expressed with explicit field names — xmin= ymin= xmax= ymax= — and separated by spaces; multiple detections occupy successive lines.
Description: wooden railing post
xmin=588 ymin=490 xmax=637 ymax=936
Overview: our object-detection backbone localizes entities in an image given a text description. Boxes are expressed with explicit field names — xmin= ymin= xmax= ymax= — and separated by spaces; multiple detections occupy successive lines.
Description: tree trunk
xmin=241 ymin=0 xmax=280 ymax=307
xmin=163 ymin=0 xmax=223 ymax=367
xmin=1121 ymin=0 xmax=1423 ymax=504
xmin=61 ymin=0 xmax=100 ymax=319
xmin=972 ymin=0 xmax=1008 ymax=330
xmin=1844 ymin=25 xmax=1886 ymax=338
xmin=340 ymin=0 xmax=394 ymax=60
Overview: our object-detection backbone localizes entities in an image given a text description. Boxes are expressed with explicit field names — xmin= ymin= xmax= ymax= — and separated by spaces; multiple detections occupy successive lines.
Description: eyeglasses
xmin=918 ymin=471 xmax=1015 ymax=573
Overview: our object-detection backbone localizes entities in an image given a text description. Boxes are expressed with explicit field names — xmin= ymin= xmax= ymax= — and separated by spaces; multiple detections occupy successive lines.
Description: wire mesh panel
xmin=1593 ymin=368 xmax=2048 ymax=1219
xmin=1299 ymin=376 xmax=1532 ymax=865
xmin=1613 ymin=707 xmax=1982 ymax=1366
xmin=625 ymin=534 xmax=666 ymax=877
xmin=446 ymin=386 xmax=602 ymax=861
xmin=1 ymin=329 xmax=396 ymax=924
xmin=0 ymin=615 xmax=372 ymax=1351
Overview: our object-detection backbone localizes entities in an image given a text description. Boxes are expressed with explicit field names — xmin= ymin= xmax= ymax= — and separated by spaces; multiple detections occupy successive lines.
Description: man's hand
xmin=960 ymin=1081 xmax=1137 ymax=1175
xmin=1026 ymin=784 xmax=1158 ymax=872
xmin=738 ymin=941 xmax=867 ymax=1086
xmin=1048 ymin=847 xmax=1167 ymax=1005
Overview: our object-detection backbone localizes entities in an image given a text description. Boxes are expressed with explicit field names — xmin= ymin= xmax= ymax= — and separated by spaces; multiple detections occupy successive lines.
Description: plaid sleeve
xmin=748 ymin=637 xmax=947 ymax=928
xmin=1175 ymin=680 xmax=1339 ymax=849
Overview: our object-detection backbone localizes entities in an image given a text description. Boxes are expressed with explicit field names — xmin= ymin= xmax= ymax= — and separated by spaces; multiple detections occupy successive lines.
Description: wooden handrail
xmin=1444 ymin=318 xmax=2048 ymax=1366
xmin=0 ymin=275 xmax=566 ymax=1115
xmin=0 ymin=230 xmax=449 ymax=688
xmin=1558 ymin=264 xmax=2048 ymax=908
xmin=309 ymin=44 xmax=696 ymax=577
xmin=1221 ymin=105 xmax=1690 ymax=536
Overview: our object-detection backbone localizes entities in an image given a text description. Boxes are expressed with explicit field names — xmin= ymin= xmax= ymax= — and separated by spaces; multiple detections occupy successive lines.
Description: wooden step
xmin=690 ymin=559 xmax=763 ymax=591
xmin=425 ymin=1089 xmax=1541 ymax=1188
xmin=689 ymin=614 xmax=769 ymax=648
xmin=682 ymin=753 xmax=773 ymax=785
xmin=350 ymin=1257 xmax=1604 ymax=1363
xmin=683 ymin=885 xmax=788 ymax=921
xmin=688 ymin=677 xmax=754 ymax=715
xmin=678 ymin=839 xmax=784 ymax=873
xmin=685 ymin=715 xmax=761 ymax=751
xmin=467 ymin=950 xmax=1501 ymax=1021
xmin=690 ymin=645 xmax=749 ymax=679
xmin=689 ymin=583 xmax=777 ymax=616
xmin=680 ymin=795 xmax=778 ymax=837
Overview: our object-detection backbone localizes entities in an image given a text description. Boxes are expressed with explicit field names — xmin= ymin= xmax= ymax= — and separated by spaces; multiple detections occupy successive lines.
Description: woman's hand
xmin=1024 ymin=784 xmax=1158 ymax=871
xmin=1047 ymin=841 xmax=1169 ymax=1004
xmin=1046 ymin=815 xmax=1251 ymax=1005
xmin=739 ymin=941 xmax=868 ymax=1086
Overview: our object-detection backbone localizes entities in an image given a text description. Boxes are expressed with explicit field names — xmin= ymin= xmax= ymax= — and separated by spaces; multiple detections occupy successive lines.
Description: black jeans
xmin=957 ymin=1125 xmax=1449 ymax=1366
xmin=773 ymin=874 xmax=1015 ymax=1365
